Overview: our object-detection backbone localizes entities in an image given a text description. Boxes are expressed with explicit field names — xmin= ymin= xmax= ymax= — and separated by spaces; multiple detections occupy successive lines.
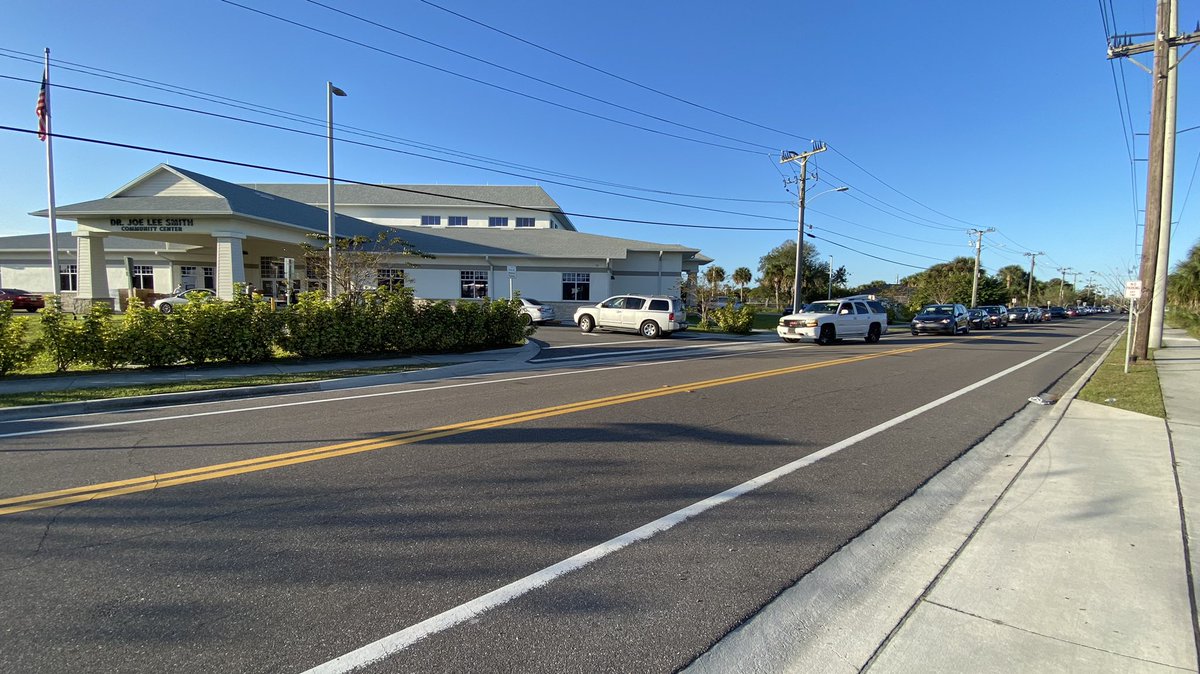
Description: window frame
xmin=460 ymin=270 xmax=489 ymax=299
xmin=515 ymin=217 xmax=536 ymax=228
xmin=420 ymin=215 xmax=441 ymax=226
xmin=488 ymin=216 xmax=509 ymax=228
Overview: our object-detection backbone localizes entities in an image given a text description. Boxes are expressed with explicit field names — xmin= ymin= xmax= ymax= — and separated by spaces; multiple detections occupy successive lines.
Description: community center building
xmin=0 ymin=164 xmax=710 ymax=314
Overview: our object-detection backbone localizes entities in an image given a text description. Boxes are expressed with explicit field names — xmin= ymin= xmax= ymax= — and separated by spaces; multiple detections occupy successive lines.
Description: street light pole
xmin=326 ymin=81 xmax=347 ymax=299
xmin=1057 ymin=267 xmax=1072 ymax=305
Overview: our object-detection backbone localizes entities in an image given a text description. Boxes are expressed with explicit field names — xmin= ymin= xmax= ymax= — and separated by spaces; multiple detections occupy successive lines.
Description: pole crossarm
xmin=1108 ymin=28 xmax=1200 ymax=59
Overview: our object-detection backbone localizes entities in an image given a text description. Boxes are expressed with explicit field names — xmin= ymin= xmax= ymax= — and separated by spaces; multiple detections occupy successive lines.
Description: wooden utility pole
xmin=1024 ymin=251 xmax=1043 ymax=307
xmin=969 ymin=227 xmax=995 ymax=308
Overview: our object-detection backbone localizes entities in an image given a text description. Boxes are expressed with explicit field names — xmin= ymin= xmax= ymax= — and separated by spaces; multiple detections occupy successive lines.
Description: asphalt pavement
xmin=688 ymin=326 xmax=1200 ymax=673
xmin=2 ymin=322 xmax=1196 ymax=671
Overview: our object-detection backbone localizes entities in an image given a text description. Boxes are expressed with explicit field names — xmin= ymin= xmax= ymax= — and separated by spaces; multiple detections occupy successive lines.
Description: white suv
xmin=574 ymin=295 xmax=688 ymax=339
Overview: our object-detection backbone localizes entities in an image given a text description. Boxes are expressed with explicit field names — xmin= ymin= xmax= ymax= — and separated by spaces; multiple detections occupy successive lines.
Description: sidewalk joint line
xmin=922 ymin=599 xmax=1196 ymax=671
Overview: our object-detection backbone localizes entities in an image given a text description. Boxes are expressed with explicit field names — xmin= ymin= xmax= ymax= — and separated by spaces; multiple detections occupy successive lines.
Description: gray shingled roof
xmin=31 ymin=165 xmax=386 ymax=238
xmin=0 ymin=228 xmax=704 ymax=262
xmin=247 ymin=183 xmax=576 ymax=231
xmin=0 ymin=232 xmax=182 ymax=251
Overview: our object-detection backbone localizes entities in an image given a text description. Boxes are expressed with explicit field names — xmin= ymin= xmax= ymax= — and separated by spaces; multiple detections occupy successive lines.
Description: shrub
xmin=120 ymin=297 xmax=182 ymax=367
xmin=0 ymin=302 xmax=36 ymax=376
xmin=76 ymin=301 xmax=126 ymax=370
xmin=279 ymin=291 xmax=344 ymax=359
xmin=483 ymin=298 xmax=528 ymax=346
xmin=712 ymin=304 xmax=755 ymax=334
xmin=37 ymin=296 xmax=83 ymax=372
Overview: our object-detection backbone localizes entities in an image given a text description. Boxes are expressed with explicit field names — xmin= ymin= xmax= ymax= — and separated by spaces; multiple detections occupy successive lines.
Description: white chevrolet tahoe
xmin=777 ymin=296 xmax=889 ymax=345
xmin=573 ymin=294 xmax=687 ymax=339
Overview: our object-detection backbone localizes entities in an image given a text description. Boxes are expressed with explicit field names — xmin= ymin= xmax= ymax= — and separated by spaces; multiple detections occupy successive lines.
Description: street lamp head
xmin=330 ymin=83 xmax=347 ymax=97
xmin=833 ymin=186 xmax=849 ymax=192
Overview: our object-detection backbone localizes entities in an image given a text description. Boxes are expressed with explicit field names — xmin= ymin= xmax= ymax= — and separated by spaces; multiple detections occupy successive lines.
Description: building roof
xmin=0 ymin=232 xmax=188 ymax=252
xmin=0 ymin=227 xmax=705 ymax=263
xmin=31 ymin=165 xmax=386 ymax=238
xmin=246 ymin=183 xmax=576 ymax=231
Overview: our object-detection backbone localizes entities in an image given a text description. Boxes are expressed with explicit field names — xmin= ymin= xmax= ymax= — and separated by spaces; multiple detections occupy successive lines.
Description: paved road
xmin=0 ymin=316 xmax=1123 ymax=672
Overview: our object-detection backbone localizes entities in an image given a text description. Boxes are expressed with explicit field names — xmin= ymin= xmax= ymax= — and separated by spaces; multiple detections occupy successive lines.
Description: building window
xmin=515 ymin=217 xmax=535 ymax=228
xmin=488 ymin=217 xmax=508 ymax=228
xmin=59 ymin=264 xmax=77 ymax=291
xmin=448 ymin=216 xmax=468 ymax=227
xmin=461 ymin=270 xmax=489 ymax=298
xmin=421 ymin=215 xmax=441 ymax=226
xmin=377 ymin=268 xmax=405 ymax=289
xmin=131 ymin=265 xmax=155 ymax=290
xmin=563 ymin=272 xmax=590 ymax=301
xmin=203 ymin=267 xmax=215 ymax=290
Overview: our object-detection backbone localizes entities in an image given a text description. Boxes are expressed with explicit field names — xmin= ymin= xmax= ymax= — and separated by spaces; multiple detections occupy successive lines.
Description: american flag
xmin=36 ymin=65 xmax=48 ymax=141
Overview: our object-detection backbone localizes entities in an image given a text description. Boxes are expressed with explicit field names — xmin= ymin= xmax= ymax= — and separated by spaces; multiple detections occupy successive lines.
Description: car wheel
xmin=25 ymin=307 xmax=37 ymax=313
xmin=158 ymin=303 xmax=174 ymax=314
xmin=520 ymin=313 xmax=533 ymax=326
xmin=911 ymin=329 xmax=919 ymax=336
xmin=815 ymin=324 xmax=836 ymax=346
xmin=640 ymin=320 xmax=661 ymax=339
xmin=578 ymin=314 xmax=594 ymax=333
xmin=782 ymin=337 xmax=800 ymax=343
xmin=865 ymin=324 xmax=881 ymax=343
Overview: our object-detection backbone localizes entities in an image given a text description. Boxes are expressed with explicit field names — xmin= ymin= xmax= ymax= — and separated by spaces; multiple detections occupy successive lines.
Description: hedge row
xmin=0 ymin=286 xmax=529 ymax=376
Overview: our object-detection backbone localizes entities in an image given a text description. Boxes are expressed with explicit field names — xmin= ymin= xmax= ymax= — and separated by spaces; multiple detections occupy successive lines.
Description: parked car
xmin=1007 ymin=306 xmax=1029 ymax=323
xmin=967 ymin=308 xmax=990 ymax=330
xmin=0 ymin=288 xmax=45 ymax=313
xmin=911 ymin=303 xmax=970 ymax=335
xmin=1025 ymin=307 xmax=1044 ymax=322
xmin=981 ymin=305 xmax=1009 ymax=328
xmin=776 ymin=297 xmax=889 ymax=345
xmin=518 ymin=297 xmax=556 ymax=325
xmin=573 ymin=294 xmax=687 ymax=338
xmin=153 ymin=288 xmax=217 ymax=314
xmin=1048 ymin=306 xmax=1069 ymax=320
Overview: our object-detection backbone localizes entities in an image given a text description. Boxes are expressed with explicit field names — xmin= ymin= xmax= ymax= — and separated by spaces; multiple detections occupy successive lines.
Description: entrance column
xmin=72 ymin=230 xmax=112 ymax=309
xmin=213 ymin=232 xmax=247 ymax=299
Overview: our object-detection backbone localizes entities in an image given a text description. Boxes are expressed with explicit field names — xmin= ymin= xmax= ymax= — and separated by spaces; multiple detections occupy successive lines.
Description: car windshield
xmin=525 ymin=298 xmax=543 ymax=305
xmin=802 ymin=301 xmax=839 ymax=314
xmin=922 ymin=305 xmax=953 ymax=315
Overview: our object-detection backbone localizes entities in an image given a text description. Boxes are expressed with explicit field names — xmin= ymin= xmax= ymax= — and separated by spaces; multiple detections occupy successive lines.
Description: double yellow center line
xmin=0 ymin=341 xmax=948 ymax=516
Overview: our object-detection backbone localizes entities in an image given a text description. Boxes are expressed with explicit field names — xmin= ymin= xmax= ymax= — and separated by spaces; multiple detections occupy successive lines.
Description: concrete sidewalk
xmin=689 ymin=328 xmax=1200 ymax=672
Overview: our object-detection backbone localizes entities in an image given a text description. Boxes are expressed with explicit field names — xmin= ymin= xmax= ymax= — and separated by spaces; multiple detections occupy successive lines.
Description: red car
xmin=0 ymin=288 xmax=46 ymax=313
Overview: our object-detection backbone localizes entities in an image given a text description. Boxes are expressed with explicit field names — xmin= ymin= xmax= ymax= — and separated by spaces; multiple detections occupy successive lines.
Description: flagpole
xmin=42 ymin=48 xmax=61 ymax=295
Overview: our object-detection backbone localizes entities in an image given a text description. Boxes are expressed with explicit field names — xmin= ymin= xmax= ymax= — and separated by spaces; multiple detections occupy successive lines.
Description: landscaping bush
xmin=0 ymin=302 xmax=36 ymax=376
xmin=484 ymin=298 xmax=528 ymax=346
xmin=711 ymin=304 xmax=755 ymax=334
xmin=120 ymin=297 xmax=182 ymax=367
xmin=37 ymin=296 xmax=83 ymax=372
xmin=77 ymin=301 xmax=126 ymax=370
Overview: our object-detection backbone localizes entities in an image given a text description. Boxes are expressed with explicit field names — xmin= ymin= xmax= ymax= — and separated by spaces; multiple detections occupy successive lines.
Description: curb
xmin=0 ymin=341 xmax=541 ymax=423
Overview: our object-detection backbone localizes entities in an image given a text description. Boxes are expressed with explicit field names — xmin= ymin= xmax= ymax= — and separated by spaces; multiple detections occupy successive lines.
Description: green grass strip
xmin=1077 ymin=334 xmax=1165 ymax=418
xmin=0 ymin=364 xmax=435 ymax=408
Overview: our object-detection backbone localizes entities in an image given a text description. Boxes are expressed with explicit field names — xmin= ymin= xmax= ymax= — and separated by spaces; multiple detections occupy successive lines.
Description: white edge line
xmin=0 ymin=343 xmax=787 ymax=439
xmin=303 ymin=324 xmax=1113 ymax=673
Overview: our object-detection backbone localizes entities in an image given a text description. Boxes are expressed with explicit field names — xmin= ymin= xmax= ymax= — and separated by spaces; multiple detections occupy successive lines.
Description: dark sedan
xmin=981 ymin=305 xmax=1009 ymax=327
xmin=967 ymin=308 xmax=990 ymax=330
xmin=0 ymin=288 xmax=45 ymax=313
xmin=911 ymin=303 xmax=970 ymax=335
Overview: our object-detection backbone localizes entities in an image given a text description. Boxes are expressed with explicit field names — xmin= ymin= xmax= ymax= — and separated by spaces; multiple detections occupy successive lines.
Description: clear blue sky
xmin=0 ymin=1 xmax=1194 ymax=297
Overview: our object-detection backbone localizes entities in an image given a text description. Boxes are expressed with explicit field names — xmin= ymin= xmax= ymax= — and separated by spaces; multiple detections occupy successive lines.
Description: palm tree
xmin=732 ymin=267 xmax=752 ymax=302
xmin=1168 ymin=242 xmax=1200 ymax=312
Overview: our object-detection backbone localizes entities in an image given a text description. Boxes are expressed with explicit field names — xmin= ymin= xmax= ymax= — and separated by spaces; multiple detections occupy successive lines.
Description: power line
xmin=217 ymin=0 xmax=767 ymax=155
xmin=0 ymin=49 xmax=790 ymax=207
xmin=4 ymin=123 xmax=955 ymax=271
xmin=0 ymin=72 xmax=797 ymax=224
xmin=413 ymin=0 xmax=814 ymax=144
xmin=301 ymin=0 xmax=781 ymax=153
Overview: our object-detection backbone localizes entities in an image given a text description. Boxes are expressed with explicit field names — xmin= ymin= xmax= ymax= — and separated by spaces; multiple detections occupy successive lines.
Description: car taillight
xmin=668 ymin=312 xmax=675 ymax=321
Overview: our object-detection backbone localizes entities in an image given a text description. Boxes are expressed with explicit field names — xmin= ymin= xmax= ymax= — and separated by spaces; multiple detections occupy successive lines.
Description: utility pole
xmin=780 ymin=142 xmax=828 ymax=310
xmin=1106 ymin=0 xmax=1200 ymax=358
xmin=1057 ymin=267 xmax=1072 ymax=305
xmin=828 ymin=254 xmax=834 ymax=300
xmin=969 ymin=227 xmax=995 ymax=307
xmin=1024 ymin=251 xmax=1043 ymax=307
xmin=1070 ymin=270 xmax=1082 ymax=305
xmin=1151 ymin=0 xmax=1179 ymax=348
